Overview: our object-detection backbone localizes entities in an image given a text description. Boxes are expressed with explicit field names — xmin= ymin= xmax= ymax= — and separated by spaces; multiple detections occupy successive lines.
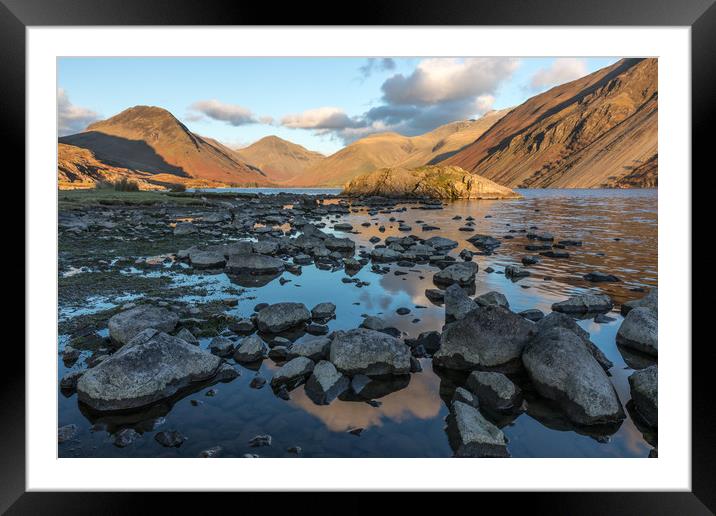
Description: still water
xmin=58 ymin=189 xmax=657 ymax=458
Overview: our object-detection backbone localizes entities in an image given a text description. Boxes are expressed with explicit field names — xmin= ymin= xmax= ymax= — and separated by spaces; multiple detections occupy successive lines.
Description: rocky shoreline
xmin=58 ymin=189 xmax=658 ymax=458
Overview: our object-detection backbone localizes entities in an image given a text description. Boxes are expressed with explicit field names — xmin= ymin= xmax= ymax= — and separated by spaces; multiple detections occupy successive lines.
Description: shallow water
xmin=58 ymin=189 xmax=657 ymax=458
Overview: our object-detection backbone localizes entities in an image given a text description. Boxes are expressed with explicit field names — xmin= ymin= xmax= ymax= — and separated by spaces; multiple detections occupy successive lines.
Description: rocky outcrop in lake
xmin=341 ymin=165 xmax=522 ymax=200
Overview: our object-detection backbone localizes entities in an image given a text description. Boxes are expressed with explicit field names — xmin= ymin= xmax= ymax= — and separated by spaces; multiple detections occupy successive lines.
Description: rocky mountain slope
xmin=59 ymin=106 xmax=271 ymax=188
xmin=341 ymin=165 xmax=521 ymax=200
xmin=234 ymin=135 xmax=324 ymax=182
xmin=443 ymin=58 xmax=658 ymax=188
xmin=288 ymin=109 xmax=510 ymax=187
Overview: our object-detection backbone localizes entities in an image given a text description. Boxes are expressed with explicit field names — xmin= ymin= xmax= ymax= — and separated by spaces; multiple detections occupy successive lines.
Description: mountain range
xmin=57 ymin=58 xmax=657 ymax=190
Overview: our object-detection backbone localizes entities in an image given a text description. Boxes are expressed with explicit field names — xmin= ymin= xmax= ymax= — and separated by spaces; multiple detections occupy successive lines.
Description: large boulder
xmin=444 ymin=284 xmax=478 ymax=321
xmin=305 ymin=360 xmax=350 ymax=405
xmin=77 ymin=329 xmax=227 ymax=412
xmin=225 ymin=253 xmax=285 ymax=275
xmin=189 ymin=250 xmax=226 ymax=269
xmin=329 ymin=329 xmax=411 ymax=376
xmin=434 ymin=306 xmax=534 ymax=370
xmin=446 ymin=401 xmax=509 ymax=457
xmin=256 ymin=303 xmax=311 ymax=333
xmin=616 ymin=307 xmax=658 ymax=357
xmin=621 ymin=288 xmax=657 ymax=316
xmin=433 ymin=261 xmax=478 ymax=287
xmin=108 ymin=305 xmax=179 ymax=347
xmin=628 ymin=365 xmax=657 ymax=428
xmin=535 ymin=312 xmax=613 ymax=371
xmin=552 ymin=294 xmax=613 ymax=314
xmin=522 ymin=327 xmax=625 ymax=425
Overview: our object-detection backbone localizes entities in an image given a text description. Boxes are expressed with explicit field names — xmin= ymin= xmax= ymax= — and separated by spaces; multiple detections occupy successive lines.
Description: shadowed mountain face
xmin=234 ymin=135 xmax=324 ymax=182
xmin=287 ymin=109 xmax=510 ymax=187
xmin=443 ymin=58 xmax=658 ymax=188
xmin=59 ymin=105 xmax=269 ymax=186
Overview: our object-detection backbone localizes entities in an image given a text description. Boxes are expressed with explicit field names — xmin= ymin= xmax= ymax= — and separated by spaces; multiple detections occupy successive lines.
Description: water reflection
xmin=58 ymin=189 xmax=657 ymax=458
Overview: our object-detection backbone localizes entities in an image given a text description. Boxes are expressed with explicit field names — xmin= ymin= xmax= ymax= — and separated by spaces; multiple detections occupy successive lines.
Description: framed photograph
xmin=8 ymin=0 xmax=709 ymax=511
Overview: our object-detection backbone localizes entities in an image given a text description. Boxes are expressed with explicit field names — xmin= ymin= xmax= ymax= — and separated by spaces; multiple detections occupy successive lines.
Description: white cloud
xmin=189 ymin=99 xmax=258 ymax=126
xmin=529 ymin=58 xmax=588 ymax=91
xmin=381 ymin=58 xmax=520 ymax=105
xmin=57 ymin=88 xmax=100 ymax=136
xmin=280 ymin=107 xmax=363 ymax=130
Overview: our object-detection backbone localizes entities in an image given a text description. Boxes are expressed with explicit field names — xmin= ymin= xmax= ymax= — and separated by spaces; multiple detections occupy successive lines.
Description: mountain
xmin=58 ymin=143 xmax=163 ymax=190
xmin=234 ymin=135 xmax=324 ymax=182
xmin=341 ymin=165 xmax=522 ymax=200
xmin=443 ymin=58 xmax=658 ymax=188
xmin=59 ymin=105 xmax=272 ymax=187
xmin=287 ymin=109 xmax=510 ymax=187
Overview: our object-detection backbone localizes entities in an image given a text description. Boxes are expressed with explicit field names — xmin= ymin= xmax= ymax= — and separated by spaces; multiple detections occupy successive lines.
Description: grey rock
xmin=114 ymin=428 xmax=140 ymax=448
xmin=175 ymin=327 xmax=198 ymax=345
xmin=359 ymin=315 xmax=388 ymax=331
xmin=305 ymin=360 xmax=350 ymax=405
xmin=199 ymin=446 xmax=223 ymax=458
xmin=329 ymin=328 xmax=411 ymax=376
xmin=519 ymin=309 xmax=544 ymax=322
xmin=505 ymin=265 xmax=530 ymax=279
xmin=60 ymin=370 xmax=84 ymax=392
xmin=444 ymin=284 xmax=478 ymax=321
xmin=475 ymin=291 xmax=509 ymax=309
xmin=466 ymin=371 xmax=521 ymax=412
xmin=621 ymin=288 xmax=658 ymax=316
xmin=536 ymin=312 xmax=613 ymax=371
xmin=155 ymin=430 xmax=186 ymax=447
xmin=77 ymin=329 xmax=224 ymax=412
xmin=616 ymin=307 xmax=658 ymax=357
xmin=311 ymin=302 xmax=336 ymax=320
xmin=523 ymin=327 xmax=625 ymax=425
xmin=255 ymin=302 xmax=311 ymax=333
xmin=208 ymin=336 xmax=234 ymax=357
xmin=287 ymin=337 xmax=331 ymax=361
xmin=230 ymin=318 xmax=256 ymax=334
xmin=225 ymin=253 xmax=285 ymax=275
xmin=424 ymin=236 xmax=458 ymax=250
xmin=584 ymin=272 xmax=620 ymax=282
xmin=189 ymin=251 xmax=226 ymax=269
xmin=447 ymin=401 xmax=509 ymax=457
xmin=434 ymin=306 xmax=534 ymax=370
xmin=174 ymin=222 xmax=197 ymax=236
xmin=628 ymin=365 xmax=658 ymax=428
xmin=270 ymin=356 xmax=315 ymax=388
xmin=249 ymin=434 xmax=272 ymax=447
xmin=370 ymin=247 xmax=402 ymax=262
xmin=425 ymin=289 xmax=445 ymax=303
xmin=108 ymin=305 xmax=179 ymax=347
xmin=552 ymin=294 xmax=613 ymax=314
xmin=434 ymin=261 xmax=478 ymax=287
xmin=452 ymin=386 xmax=480 ymax=408
xmin=233 ymin=334 xmax=268 ymax=362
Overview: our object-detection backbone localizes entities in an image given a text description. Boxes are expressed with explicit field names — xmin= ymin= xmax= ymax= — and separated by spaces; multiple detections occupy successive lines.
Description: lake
xmin=58 ymin=188 xmax=657 ymax=458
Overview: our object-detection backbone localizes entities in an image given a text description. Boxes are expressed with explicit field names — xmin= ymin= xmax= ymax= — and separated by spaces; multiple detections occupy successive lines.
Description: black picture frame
xmin=5 ymin=0 xmax=709 ymax=512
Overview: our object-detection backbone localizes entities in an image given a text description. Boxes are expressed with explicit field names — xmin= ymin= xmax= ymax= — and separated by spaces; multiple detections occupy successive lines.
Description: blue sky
xmin=58 ymin=57 xmax=619 ymax=155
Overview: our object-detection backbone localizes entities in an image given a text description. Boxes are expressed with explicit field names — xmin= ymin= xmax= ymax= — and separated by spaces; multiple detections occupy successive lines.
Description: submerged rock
xmin=446 ymin=401 xmax=509 ymax=457
xmin=108 ymin=305 xmax=179 ymax=347
xmin=155 ymin=430 xmax=186 ymax=448
xmin=628 ymin=365 xmax=658 ymax=428
xmin=584 ymin=272 xmax=620 ymax=283
xmin=522 ymin=327 xmax=625 ymax=426
xmin=434 ymin=305 xmax=534 ymax=370
xmin=255 ymin=302 xmax=311 ymax=333
xmin=616 ymin=307 xmax=658 ymax=357
xmin=58 ymin=424 xmax=79 ymax=443
xmin=77 ymin=329 xmax=225 ymax=412
xmin=329 ymin=328 xmax=411 ymax=376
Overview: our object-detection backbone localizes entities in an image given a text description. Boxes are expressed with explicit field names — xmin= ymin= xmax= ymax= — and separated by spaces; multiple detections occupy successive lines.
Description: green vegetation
xmin=58 ymin=189 xmax=208 ymax=208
